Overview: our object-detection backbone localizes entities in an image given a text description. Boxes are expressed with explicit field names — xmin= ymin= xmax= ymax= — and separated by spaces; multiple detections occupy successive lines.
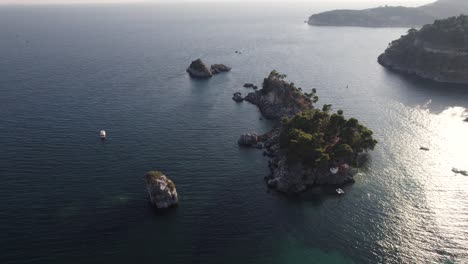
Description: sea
xmin=0 ymin=2 xmax=467 ymax=263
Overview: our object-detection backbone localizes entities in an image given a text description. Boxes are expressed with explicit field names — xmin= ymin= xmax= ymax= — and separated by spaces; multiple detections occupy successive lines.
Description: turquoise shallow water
xmin=0 ymin=3 xmax=467 ymax=264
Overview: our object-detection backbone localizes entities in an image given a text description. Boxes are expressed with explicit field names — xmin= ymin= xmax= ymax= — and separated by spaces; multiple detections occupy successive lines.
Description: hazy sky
xmin=0 ymin=0 xmax=434 ymax=5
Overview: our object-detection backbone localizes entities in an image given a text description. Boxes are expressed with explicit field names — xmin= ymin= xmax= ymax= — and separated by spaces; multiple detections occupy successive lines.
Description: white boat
xmin=336 ymin=188 xmax=345 ymax=195
xmin=330 ymin=167 xmax=339 ymax=174
xmin=100 ymin=130 xmax=106 ymax=139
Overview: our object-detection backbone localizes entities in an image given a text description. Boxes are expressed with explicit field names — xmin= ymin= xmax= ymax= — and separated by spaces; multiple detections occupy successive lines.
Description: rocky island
xmin=145 ymin=171 xmax=178 ymax=209
xmin=186 ymin=59 xmax=231 ymax=79
xmin=240 ymin=71 xmax=377 ymax=194
xmin=378 ymin=15 xmax=468 ymax=84
xmin=307 ymin=0 xmax=468 ymax=28
xmin=244 ymin=70 xmax=316 ymax=120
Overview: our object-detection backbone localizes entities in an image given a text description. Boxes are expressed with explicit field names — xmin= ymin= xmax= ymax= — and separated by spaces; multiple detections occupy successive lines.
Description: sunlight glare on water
xmin=379 ymin=103 xmax=468 ymax=263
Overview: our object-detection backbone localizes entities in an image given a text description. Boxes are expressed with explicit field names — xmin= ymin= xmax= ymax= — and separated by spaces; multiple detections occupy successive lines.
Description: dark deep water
xmin=0 ymin=3 xmax=467 ymax=264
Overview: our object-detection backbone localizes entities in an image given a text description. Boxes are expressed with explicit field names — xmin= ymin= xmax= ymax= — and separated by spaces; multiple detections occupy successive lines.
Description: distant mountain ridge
xmin=308 ymin=0 xmax=468 ymax=27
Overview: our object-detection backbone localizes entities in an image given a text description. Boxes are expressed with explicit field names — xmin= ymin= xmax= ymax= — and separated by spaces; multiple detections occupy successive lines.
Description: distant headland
xmin=378 ymin=15 xmax=468 ymax=84
xmin=307 ymin=0 xmax=468 ymax=28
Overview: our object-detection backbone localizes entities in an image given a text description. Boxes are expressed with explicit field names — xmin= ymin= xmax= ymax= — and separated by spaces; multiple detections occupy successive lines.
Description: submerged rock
xmin=211 ymin=64 xmax=231 ymax=74
xmin=232 ymin=92 xmax=244 ymax=102
xmin=187 ymin=59 xmax=213 ymax=79
xmin=145 ymin=171 xmax=178 ymax=209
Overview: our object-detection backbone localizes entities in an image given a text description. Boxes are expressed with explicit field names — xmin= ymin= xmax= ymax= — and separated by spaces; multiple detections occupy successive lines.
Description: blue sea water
xmin=0 ymin=3 xmax=467 ymax=264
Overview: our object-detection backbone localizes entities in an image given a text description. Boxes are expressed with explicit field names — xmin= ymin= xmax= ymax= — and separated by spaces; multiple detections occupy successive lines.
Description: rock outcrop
xmin=244 ymin=70 xmax=313 ymax=120
xmin=187 ymin=59 xmax=213 ymax=79
xmin=211 ymin=64 xmax=231 ymax=74
xmin=238 ymin=133 xmax=259 ymax=147
xmin=187 ymin=59 xmax=231 ymax=79
xmin=145 ymin=171 xmax=178 ymax=209
xmin=244 ymin=83 xmax=258 ymax=90
xmin=378 ymin=15 xmax=468 ymax=84
xmin=232 ymin=92 xmax=244 ymax=102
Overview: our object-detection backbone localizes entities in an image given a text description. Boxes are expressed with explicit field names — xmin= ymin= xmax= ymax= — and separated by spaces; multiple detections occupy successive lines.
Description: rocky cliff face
xmin=378 ymin=15 xmax=468 ymax=84
xmin=145 ymin=171 xmax=178 ymax=209
xmin=244 ymin=71 xmax=313 ymax=120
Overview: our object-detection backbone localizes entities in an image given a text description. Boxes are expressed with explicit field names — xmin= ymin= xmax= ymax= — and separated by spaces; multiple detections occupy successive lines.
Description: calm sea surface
xmin=0 ymin=3 xmax=467 ymax=264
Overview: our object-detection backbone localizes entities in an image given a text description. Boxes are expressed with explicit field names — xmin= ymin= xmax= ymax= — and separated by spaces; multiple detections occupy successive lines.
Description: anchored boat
xmin=100 ymin=130 xmax=106 ymax=139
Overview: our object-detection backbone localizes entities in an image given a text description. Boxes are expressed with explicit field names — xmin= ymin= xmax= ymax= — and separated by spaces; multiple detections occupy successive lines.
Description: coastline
xmin=378 ymin=53 xmax=468 ymax=85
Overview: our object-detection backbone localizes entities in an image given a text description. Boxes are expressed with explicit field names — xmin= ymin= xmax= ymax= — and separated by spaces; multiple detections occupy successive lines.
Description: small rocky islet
xmin=238 ymin=70 xmax=377 ymax=194
xmin=378 ymin=15 xmax=468 ymax=84
xmin=186 ymin=58 xmax=231 ymax=79
xmin=145 ymin=171 xmax=178 ymax=209
xmin=243 ymin=83 xmax=258 ymax=90
xmin=232 ymin=92 xmax=244 ymax=102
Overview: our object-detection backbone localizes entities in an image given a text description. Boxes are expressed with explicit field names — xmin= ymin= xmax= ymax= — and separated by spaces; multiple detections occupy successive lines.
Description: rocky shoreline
xmin=378 ymin=52 xmax=468 ymax=85
xmin=251 ymin=127 xmax=357 ymax=194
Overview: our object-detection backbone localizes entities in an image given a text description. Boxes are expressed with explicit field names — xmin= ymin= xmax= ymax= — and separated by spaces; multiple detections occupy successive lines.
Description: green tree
xmin=322 ymin=104 xmax=332 ymax=112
